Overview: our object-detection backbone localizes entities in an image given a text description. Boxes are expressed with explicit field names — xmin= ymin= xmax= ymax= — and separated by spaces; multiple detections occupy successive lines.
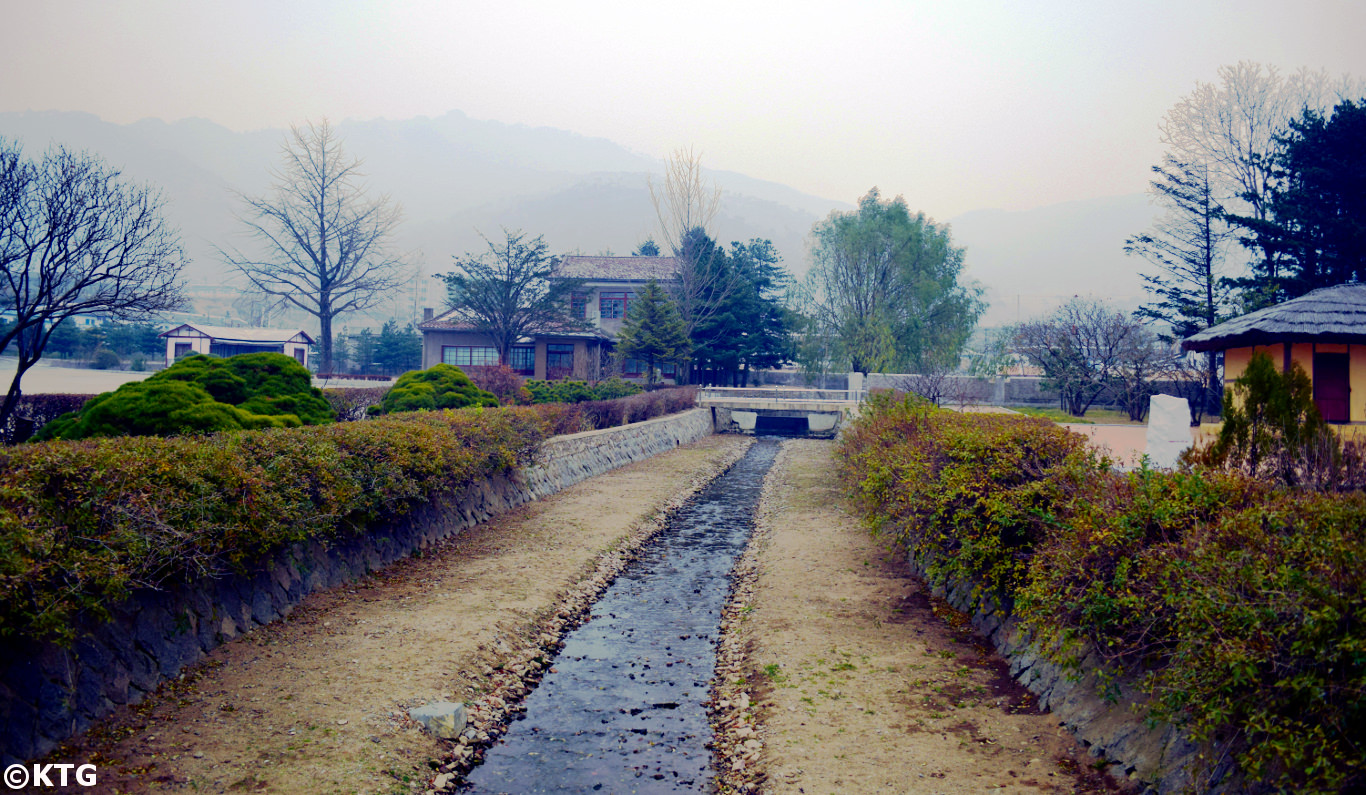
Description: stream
xmin=462 ymin=439 xmax=779 ymax=794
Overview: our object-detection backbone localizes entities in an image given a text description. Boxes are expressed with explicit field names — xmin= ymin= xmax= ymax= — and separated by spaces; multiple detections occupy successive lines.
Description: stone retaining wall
xmin=0 ymin=409 xmax=715 ymax=764
xmin=908 ymin=551 xmax=1239 ymax=793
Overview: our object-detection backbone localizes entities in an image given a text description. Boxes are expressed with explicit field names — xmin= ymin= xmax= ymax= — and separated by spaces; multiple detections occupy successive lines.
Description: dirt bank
xmin=44 ymin=434 xmax=750 ymax=794
xmin=711 ymin=438 xmax=1132 ymax=794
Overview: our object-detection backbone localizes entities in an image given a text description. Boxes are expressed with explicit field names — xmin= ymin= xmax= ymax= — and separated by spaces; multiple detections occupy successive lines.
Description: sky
xmin=3 ymin=0 xmax=1365 ymax=218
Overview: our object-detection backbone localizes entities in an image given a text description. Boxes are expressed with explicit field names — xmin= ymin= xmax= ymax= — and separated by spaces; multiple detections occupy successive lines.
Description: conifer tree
xmin=616 ymin=280 xmax=690 ymax=385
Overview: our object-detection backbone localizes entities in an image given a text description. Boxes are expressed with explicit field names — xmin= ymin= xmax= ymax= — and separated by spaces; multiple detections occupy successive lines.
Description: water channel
xmin=462 ymin=439 xmax=779 ymax=794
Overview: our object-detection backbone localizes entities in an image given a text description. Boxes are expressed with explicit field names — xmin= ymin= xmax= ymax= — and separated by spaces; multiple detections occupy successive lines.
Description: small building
xmin=417 ymin=255 xmax=681 ymax=381
xmin=1183 ymin=283 xmax=1366 ymax=423
xmin=416 ymin=313 xmax=611 ymax=381
xmin=158 ymin=324 xmax=314 ymax=369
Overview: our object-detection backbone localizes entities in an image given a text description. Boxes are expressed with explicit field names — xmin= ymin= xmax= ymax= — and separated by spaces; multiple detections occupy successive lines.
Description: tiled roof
xmin=1183 ymin=283 xmax=1366 ymax=351
xmin=555 ymin=255 xmax=679 ymax=282
xmin=159 ymin=323 xmax=314 ymax=344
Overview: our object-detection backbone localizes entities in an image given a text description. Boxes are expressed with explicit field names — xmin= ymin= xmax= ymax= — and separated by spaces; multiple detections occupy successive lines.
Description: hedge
xmin=0 ymin=388 xmax=699 ymax=646
xmin=0 ymin=407 xmax=545 ymax=644
xmin=838 ymin=393 xmax=1366 ymax=793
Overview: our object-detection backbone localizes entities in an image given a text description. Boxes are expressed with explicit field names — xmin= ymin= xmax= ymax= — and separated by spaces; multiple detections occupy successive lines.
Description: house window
xmin=661 ymin=362 xmax=677 ymax=377
xmin=510 ymin=345 xmax=535 ymax=375
xmin=546 ymin=343 xmax=575 ymax=379
xmin=293 ymin=348 xmax=306 ymax=365
xmin=173 ymin=342 xmax=193 ymax=359
xmin=570 ymin=293 xmax=589 ymax=320
xmin=622 ymin=357 xmax=645 ymax=376
xmin=442 ymin=346 xmax=498 ymax=367
xmin=599 ymin=291 xmax=628 ymax=319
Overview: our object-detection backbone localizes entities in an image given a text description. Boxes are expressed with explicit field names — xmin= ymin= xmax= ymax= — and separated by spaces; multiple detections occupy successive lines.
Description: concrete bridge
xmin=699 ymin=379 xmax=865 ymax=437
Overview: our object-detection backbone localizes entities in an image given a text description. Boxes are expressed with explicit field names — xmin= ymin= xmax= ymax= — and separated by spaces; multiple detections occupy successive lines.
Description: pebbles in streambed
xmin=708 ymin=442 xmax=792 ymax=794
xmin=411 ymin=440 xmax=753 ymax=794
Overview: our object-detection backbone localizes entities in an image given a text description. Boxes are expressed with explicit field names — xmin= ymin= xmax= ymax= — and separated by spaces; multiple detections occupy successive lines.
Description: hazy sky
xmin=3 ymin=0 xmax=1364 ymax=217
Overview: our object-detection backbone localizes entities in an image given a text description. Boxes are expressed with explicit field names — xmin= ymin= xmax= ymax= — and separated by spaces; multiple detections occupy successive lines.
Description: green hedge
xmin=525 ymin=377 xmax=641 ymax=404
xmin=838 ymin=393 xmax=1366 ymax=793
xmin=0 ymin=407 xmax=545 ymax=644
xmin=0 ymin=389 xmax=699 ymax=646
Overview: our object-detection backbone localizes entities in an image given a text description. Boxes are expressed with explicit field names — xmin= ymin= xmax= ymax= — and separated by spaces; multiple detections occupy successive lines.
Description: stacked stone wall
xmin=908 ymin=551 xmax=1239 ymax=793
xmin=0 ymin=409 xmax=714 ymax=764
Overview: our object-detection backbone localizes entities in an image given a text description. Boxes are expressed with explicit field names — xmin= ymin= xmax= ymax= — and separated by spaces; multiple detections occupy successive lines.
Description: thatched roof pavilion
xmin=1183 ymin=283 xmax=1366 ymax=351
xmin=1183 ymin=283 xmax=1366 ymax=424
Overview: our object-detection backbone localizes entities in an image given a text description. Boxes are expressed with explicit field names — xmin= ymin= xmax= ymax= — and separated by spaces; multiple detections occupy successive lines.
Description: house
xmin=158 ymin=324 xmax=315 ymax=369
xmin=418 ymin=255 xmax=681 ymax=381
xmin=1182 ymin=283 xmax=1366 ymax=423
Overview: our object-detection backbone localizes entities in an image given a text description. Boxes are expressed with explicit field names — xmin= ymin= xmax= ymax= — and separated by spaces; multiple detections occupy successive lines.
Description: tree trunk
xmin=319 ymin=311 xmax=334 ymax=374
xmin=0 ymin=355 xmax=37 ymax=443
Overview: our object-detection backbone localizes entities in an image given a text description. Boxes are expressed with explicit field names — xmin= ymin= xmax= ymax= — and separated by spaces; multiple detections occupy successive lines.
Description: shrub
xmin=373 ymin=363 xmax=499 ymax=415
xmin=524 ymin=377 xmax=644 ymax=404
xmin=0 ymin=386 xmax=700 ymax=645
xmin=322 ymin=386 xmax=390 ymax=422
xmin=37 ymin=353 xmax=333 ymax=441
xmin=38 ymin=380 xmax=293 ymax=440
xmin=0 ymin=407 xmax=548 ymax=644
xmin=467 ymin=365 xmax=532 ymax=406
xmin=0 ymin=394 xmax=95 ymax=444
xmin=525 ymin=379 xmax=596 ymax=404
xmin=1184 ymin=351 xmax=1343 ymax=490
xmin=838 ymin=393 xmax=1366 ymax=793
xmin=591 ymin=377 xmax=643 ymax=401
xmin=91 ymin=348 xmax=121 ymax=370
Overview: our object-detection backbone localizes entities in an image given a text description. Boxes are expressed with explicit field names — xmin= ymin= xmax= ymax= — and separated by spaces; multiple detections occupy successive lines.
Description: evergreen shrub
xmin=38 ymin=353 xmax=333 ymax=440
xmin=372 ymin=364 xmax=498 ymax=415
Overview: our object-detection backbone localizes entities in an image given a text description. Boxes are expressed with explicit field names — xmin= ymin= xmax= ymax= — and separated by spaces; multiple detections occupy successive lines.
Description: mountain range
xmin=0 ymin=110 xmax=1159 ymax=329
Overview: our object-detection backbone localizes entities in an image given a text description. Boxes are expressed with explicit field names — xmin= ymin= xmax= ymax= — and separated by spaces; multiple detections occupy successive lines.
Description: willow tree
xmin=803 ymin=188 xmax=983 ymax=375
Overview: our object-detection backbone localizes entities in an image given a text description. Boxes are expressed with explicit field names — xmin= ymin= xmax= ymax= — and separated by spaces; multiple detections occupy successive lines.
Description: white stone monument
xmin=1145 ymin=394 xmax=1192 ymax=469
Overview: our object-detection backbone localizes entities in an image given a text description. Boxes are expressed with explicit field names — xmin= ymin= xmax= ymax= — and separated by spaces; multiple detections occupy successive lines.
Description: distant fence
xmin=745 ymin=370 xmax=1207 ymax=414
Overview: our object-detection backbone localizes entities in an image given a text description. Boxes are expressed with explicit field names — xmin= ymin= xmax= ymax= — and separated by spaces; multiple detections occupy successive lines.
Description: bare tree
xmin=1014 ymin=299 xmax=1143 ymax=417
xmin=222 ymin=120 xmax=408 ymax=373
xmin=438 ymin=229 xmax=583 ymax=367
xmin=647 ymin=148 xmax=739 ymax=382
xmin=1159 ymin=62 xmax=1363 ymax=279
xmin=0 ymin=140 xmax=187 ymax=432
xmin=231 ymin=284 xmax=288 ymax=328
xmin=648 ymin=146 xmax=721 ymax=256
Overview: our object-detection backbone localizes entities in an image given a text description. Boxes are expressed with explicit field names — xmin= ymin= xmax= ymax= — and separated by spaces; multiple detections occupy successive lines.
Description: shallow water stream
xmin=462 ymin=439 xmax=778 ymax=794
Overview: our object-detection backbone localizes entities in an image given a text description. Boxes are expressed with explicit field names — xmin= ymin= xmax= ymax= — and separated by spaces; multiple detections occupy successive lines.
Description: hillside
xmin=0 ymin=110 xmax=1161 ymax=329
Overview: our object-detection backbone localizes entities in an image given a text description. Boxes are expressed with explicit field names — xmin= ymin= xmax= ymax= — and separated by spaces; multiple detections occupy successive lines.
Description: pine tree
xmin=616 ymin=280 xmax=690 ymax=385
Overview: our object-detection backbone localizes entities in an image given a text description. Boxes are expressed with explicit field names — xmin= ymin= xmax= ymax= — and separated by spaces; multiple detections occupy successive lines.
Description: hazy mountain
xmin=950 ymin=193 xmax=1160 ymax=327
xmin=0 ymin=111 xmax=837 ymax=288
xmin=0 ymin=110 xmax=1161 ymax=330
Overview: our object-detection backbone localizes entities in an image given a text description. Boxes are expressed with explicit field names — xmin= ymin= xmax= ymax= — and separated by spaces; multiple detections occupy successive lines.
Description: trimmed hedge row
xmin=838 ymin=393 xmax=1366 ymax=794
xmin=0 ymin=387 xmax=699 ymax=646
xmin=0 ymin=407 xmax=546 ymax=644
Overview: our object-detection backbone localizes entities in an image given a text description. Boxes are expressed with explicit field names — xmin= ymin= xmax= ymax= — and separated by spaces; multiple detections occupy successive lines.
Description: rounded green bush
xmin=36 ymin=352 xmax=333 ymax=440
xmin=375 ymin=363 xmax=499 ymax=415
xmin=91 ymin=348 xmax=121 ymax=370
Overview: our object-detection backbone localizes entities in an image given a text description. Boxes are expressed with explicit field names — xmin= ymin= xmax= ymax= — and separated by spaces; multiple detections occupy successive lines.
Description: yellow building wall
xmin=1218 ymin=342 xmax=1366 ymax=426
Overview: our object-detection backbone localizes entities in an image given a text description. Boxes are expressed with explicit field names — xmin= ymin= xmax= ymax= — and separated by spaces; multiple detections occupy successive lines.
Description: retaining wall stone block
xmin=1 ymin=408 xmax=714 ymax=765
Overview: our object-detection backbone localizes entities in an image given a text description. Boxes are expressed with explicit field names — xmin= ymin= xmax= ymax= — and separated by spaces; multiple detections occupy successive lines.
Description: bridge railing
xmin=696 ymin=386 xmax=864 ymax=404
